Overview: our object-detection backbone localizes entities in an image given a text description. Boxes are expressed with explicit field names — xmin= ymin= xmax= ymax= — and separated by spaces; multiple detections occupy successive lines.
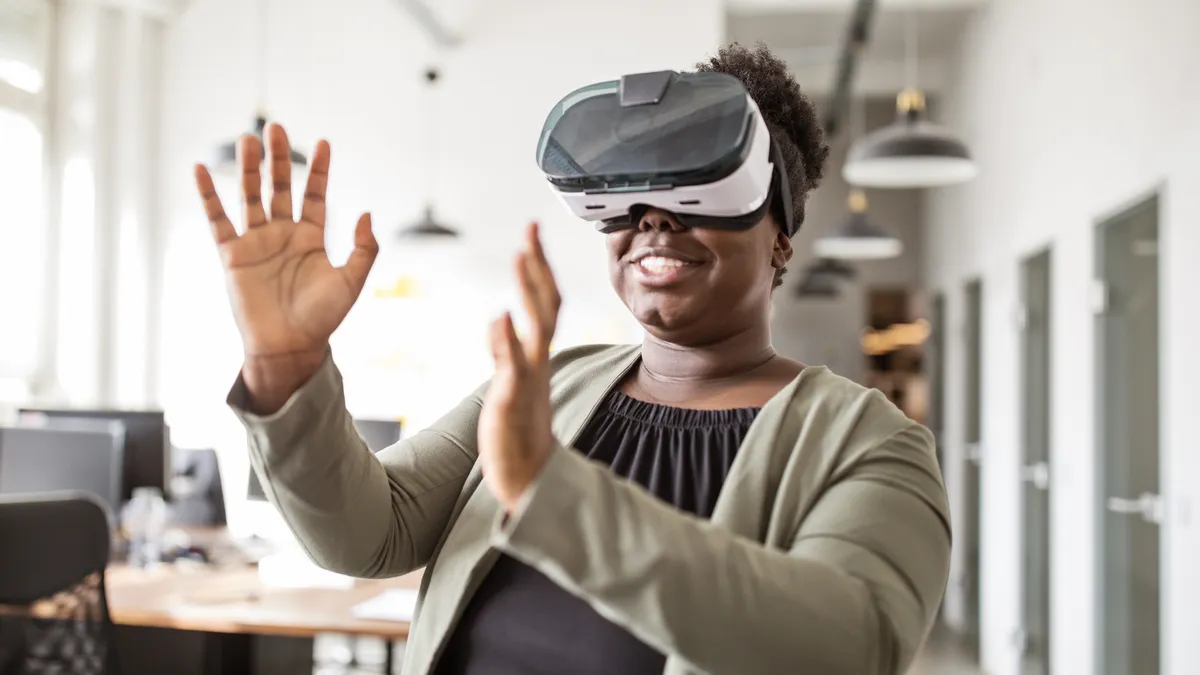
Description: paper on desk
xmin=351 ymin=588 xmax=419 ymax=622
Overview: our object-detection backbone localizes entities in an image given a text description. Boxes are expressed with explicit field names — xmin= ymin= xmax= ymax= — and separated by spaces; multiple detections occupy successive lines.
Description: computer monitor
xmin=0 ymin=425 xmax=125 ymax=516
xmin=246 ymin=418 xmax=401 ymax=502
xmin=354 ymin=418 xmax=403 ymax=452
xmin=171 ymin=447 xmax=227 ymax=527
xmin=17 ymin=408 xmax=170 ymax=502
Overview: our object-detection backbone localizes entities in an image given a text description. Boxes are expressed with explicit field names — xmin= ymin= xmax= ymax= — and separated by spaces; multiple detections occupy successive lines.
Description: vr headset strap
xmin=769 ymin=138 xmax=796 ymax=238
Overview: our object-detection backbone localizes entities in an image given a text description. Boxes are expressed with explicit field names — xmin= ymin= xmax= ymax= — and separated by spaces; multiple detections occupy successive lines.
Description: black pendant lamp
xmin=842 ymin=9 xmax=976 ymax=188
xmin=214 ymin=113 xmax=307 ymax=169
xmin=794 ymin=266 xmax=842 ymax=299
xmin=397 ymin=67 xmax=460 ymax=240
xmin=809 ymin=257 xmax=858 ymax=280
xmin=813 ymin=189 xmax=903 ymax=260
xmin=213 ymin=0 xmax=307 ymax=171
xmin=398 ymin=205 xmax=459 ymax=238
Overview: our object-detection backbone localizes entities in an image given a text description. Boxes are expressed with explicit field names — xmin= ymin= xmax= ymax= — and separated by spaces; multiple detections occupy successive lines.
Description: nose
xmin=637 ymin=207 xmax=687 ymax=233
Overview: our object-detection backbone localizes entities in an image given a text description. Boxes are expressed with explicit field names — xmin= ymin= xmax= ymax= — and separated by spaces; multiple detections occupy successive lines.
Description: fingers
xmin=299 ymin=139 xmax=330 ymax=227
xmin=490 ymin=312 xmax=529 ymax=375
xmin=239 ymin=135 xmax=267 ymax=229
xmin=525 ymin=223 xmax=561 ymax=314
xmin=266 ymin=123 xmax=294 ymax=221
xmin=515 ymin=252 xmax=546 ymax=364
xmin=517 ymin=222 xmax=561 ymax=354
xmin=339 ymin=212 xmax=379 ymax=295
xmin=194 ymin=164 xmax=237 ymax=244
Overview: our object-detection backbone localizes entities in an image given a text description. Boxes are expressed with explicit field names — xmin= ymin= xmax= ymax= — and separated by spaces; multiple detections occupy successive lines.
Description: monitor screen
xmin=18 ymin=409 xmax=169 ymax=502
xmin=0 ymin=426 xmax=125 ymax=517
xmin=246 ymin=418 xmax=401 ymax=502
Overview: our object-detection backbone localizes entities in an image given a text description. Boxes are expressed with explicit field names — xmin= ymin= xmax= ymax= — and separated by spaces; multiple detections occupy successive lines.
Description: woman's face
xmin=606 ymin=207 xmax=793 ymax=346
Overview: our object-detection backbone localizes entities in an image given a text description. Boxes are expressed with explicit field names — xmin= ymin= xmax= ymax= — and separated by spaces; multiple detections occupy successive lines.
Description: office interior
xmin=0 ymin=0 xmax=1197 ymax=673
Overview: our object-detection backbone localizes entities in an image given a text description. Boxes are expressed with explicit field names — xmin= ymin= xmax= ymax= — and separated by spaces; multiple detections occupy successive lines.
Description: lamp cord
xmin=422 ymin=67 xmax=439 ymax=212
xmin=905 ymin=6 xmax=919 ymax=89
xmin=257 ymin=0 xmax=268 ymax=113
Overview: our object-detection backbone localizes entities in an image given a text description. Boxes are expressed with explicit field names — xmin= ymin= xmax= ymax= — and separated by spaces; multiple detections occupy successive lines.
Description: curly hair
xmin=696 ymin=42 xmax=830 ymax=287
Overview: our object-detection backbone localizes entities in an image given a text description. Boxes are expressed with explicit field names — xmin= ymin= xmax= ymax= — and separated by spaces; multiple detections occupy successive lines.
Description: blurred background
xmin=1 ymin=0 xmax=1198 ymax=673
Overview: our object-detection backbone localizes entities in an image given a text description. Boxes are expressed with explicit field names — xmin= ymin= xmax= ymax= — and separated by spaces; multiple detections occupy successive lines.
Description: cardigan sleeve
xmin=227 ymin=352 xmax=485 ymax=579
xmin=491 ymin=422 xmax=951 ymax=675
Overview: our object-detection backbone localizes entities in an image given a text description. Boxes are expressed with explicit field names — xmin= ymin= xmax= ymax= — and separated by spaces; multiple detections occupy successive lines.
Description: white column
xmin=43 ymin=0 xmax=173 ymax=407
xmin=112 ymin=11 xmax=166 ymax=408
xmin=52 ymin=1 xmax=103 ymax=405
xmin=92 ymin=6 xmax=121 ymax=405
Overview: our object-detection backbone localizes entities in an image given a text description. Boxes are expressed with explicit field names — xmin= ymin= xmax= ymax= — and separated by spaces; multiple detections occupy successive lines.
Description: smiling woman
xmin=201 ymin=42 xmax=951 ymax=675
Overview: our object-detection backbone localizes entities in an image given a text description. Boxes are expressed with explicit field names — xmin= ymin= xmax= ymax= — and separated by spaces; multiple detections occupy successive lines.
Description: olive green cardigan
xmin=228 ymin=344 xmax=951 ymax=675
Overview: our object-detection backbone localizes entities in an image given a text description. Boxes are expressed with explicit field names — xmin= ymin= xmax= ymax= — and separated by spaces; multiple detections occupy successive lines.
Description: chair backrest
xmin=0 ymin=492 xmax=115 ymax=675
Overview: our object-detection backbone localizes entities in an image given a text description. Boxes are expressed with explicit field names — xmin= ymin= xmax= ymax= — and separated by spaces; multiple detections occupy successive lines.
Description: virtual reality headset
xmin=535 ymin=70 xmax=795 ymax=237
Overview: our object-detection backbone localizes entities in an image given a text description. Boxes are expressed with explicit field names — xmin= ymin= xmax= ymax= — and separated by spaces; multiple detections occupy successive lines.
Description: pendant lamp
xmin=398 ymin=205 xmax=459 ymax=238
xmin=813 ymin=190 xmax=904 ymax=260
xmin=842 ymin=9 xmax=976 ymax=188
xmin=213 ymin=0 xmax=307 ymax=171
xmin=214 ymin=113 xmax=307 ymax=169
xmin=397 ymin=67 xmax=460 ymax=240
xmin=794 ymin=266 xmax=842 ymax=299
xmin=810 ymin=257 xmax=858 ymax=280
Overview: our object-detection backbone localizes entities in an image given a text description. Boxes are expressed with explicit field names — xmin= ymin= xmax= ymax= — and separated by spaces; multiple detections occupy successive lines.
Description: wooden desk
xmin=106 ymin=562 xmax=423 ymax=675
xmin=107 ymin=563 xmax=421 ymax=639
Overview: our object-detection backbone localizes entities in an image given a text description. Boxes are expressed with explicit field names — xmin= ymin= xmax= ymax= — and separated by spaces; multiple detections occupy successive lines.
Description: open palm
xmin=194 ymin=124 xmax=378 ymax=360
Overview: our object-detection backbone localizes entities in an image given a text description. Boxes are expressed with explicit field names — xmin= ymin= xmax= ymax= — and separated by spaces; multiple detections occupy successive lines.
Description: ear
xmin=771 ymin=231 xmax=794 ymax=269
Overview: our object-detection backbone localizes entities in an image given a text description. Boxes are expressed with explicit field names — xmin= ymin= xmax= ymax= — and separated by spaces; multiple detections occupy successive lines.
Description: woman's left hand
xmin=478 ymin=222 xmax=562 ymax=513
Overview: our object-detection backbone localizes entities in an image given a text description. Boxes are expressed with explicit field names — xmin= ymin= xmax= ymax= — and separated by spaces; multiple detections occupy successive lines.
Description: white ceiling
xmin=726 ymin=1 xmax=984 ymax=98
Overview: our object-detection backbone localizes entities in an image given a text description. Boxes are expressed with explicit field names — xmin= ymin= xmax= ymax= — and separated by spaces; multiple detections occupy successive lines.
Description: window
xmin=0 ymin=0 xmax=52 ymax=394
xmin=55 ymin=157 xmax=97 ymax=401
xmin=0 ymin=0 xmax=50 ymax=97
xmin=0 ymin=108 xmax=46 ymax=379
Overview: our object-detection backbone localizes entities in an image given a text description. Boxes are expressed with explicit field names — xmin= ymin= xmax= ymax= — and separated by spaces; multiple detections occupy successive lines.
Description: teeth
xmin=637 ymin=256 xmax=688 ymax=272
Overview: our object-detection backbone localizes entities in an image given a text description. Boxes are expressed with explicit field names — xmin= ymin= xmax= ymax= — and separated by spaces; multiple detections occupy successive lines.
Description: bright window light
xmin=0 ymin=59 xmax=44 ymax=94
xmin=0 ymin=107 xmax=46 ymax=380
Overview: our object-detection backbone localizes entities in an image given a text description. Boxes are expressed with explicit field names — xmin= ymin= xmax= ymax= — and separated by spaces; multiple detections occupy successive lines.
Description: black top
xmin=435 ymin=390 xmax=760 ymax=675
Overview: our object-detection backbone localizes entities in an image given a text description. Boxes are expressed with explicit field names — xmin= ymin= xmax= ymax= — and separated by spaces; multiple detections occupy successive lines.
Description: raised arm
xmin=492 ymin=423 xmax=951 ymax=675
xmin=197 ymin=123 xmax=478 ymax=576
xmin=227 ymin=355 xmax=483 ymax=578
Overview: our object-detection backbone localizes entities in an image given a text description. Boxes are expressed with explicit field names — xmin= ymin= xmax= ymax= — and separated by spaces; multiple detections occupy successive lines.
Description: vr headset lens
xmin=536 ymin=71 xmax=753 ymax=187
xmin=597 ymin=183 xmax=775 ymax=234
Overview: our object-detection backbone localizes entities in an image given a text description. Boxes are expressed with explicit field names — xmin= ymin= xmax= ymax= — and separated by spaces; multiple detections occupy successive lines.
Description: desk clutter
xmin=0 ymin=412 xmax=409 ymax=675
xmin=350 ymin=589 xmax=419 ymax=623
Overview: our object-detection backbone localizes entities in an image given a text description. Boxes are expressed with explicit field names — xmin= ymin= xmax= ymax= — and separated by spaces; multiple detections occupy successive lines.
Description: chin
xmin=624 ymin=291 xmax=711 ymax=340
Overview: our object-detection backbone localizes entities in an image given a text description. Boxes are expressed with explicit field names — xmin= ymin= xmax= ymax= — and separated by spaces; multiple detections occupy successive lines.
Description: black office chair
xmin=0 ymin=493 xmax=117 ymax=675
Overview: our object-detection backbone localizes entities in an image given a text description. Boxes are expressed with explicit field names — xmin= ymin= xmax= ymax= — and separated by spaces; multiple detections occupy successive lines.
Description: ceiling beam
xmin=71 ymin=0 xmax=193 ymax=21
xmin=822 ymin=0 xmax=876 ymax=136
xmin=728 ymin=0 xmax=988 ymax=12
xmin=393 ymin=0 xmax=462 ymax=48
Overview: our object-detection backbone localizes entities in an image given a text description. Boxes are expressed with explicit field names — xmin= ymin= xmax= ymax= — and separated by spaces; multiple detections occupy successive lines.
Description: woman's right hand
xmin=194 ymin=123 xmax=378 ymax=413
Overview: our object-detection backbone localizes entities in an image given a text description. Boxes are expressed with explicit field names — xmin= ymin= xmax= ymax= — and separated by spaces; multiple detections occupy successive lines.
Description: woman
xmin=194 ymin=44 xmax=950 ymax=675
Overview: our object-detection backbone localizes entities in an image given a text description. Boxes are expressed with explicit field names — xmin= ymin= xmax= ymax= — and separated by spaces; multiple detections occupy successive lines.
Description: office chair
xmin=0 ymin=493 xmax=117 ymax=675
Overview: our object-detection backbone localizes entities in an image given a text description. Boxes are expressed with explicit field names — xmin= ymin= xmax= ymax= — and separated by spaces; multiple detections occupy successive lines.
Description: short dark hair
xmin=696 ymin=42 xmax=830 ymax=288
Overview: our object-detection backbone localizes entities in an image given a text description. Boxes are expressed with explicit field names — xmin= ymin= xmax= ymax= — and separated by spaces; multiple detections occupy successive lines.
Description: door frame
xmin=1092 ymin=188 xmax=1165 ymax=675
xmin=961 ymin=277 xmax=984 ymax=661
xmin=1018 ymin=246 xmax=1053 ymax=674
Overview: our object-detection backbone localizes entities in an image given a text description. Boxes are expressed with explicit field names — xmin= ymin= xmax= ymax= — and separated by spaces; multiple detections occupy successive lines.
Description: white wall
xmin=156 ymin=0 xmax=723 ymax=527
xmin=772 ymin=98 xmax=925 ymax=384
xmin=925 ymin=0 xmax=1200 ymax=673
